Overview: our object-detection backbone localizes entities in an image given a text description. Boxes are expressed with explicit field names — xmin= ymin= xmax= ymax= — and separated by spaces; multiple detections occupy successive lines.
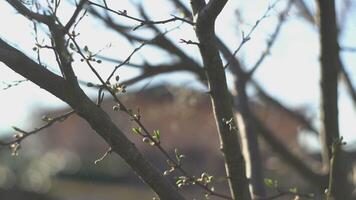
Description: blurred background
xmin=0 ymin=0 xmax=355 ymax=199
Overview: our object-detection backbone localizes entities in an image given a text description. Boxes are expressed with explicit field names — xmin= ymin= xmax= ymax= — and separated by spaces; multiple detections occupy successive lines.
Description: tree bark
xmin=190 ymin=1 xmax=251 ymax=199
xmin=317 ymin=0 xmax=340 ymax=169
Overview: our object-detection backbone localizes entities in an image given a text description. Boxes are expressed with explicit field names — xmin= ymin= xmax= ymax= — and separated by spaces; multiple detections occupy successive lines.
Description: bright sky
xmin=0 ymin=0 xmax=355 ymax=149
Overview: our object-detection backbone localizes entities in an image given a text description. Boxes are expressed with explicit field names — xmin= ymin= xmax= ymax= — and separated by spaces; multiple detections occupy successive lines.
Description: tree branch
xmin=88 ymin=1 xmax=193 ymax=30
xmin=121 ymin=62 xmax=204 ymax=86
xmin=0 ymin=111 xmax=75 ymax=146
xmin=190 ymin=0 xmax=206 ymax=16
xmin=6 ymin=0 xmax=52 ymax=25
xmin=248 ymin=0 xmax=292 ymax=77
xmin=317 ymin=0 xmax=340 ymax=164
xmin=90 ymin=7 xmax=200 ymax=72
xmin=191 ymin=0 xmax=251 ymax=199
xmin=63 ymin=0 xmax=88 ymax=33
xmin=224 ymin=1 xmax=279 ymax=69
xmin=204 ymin=0 xmax=228 ymax=21
xmin=317 ymin=0 xmax=352 ymax=198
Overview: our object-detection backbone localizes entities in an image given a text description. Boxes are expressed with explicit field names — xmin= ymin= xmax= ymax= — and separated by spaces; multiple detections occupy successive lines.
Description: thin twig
xmin=105 ymin=42 xmax=146 ymax=82
xmin=105 ymin=27 xmax=181 ymax=83
xmin=63 ymin=0 xmax=88 ymax=33
xmin=88 ymin=1 xmax=194 ymax=30
xmin=224 ymin=0 xmax=280 ymax=69
xmin=248 ymin=0 xmax=292 ymax=77
xmin=179 ymin=39 xmax=200 ymax=46
xmin=0 ymin=110 xmax=75 ymax=146
xmin=1 ymin=79 xmax=28 ymax=90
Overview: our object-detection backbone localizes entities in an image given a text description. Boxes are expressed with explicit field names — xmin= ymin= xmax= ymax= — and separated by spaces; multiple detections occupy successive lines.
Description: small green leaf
xmin=264 ymin=178 xmax=274 ymax=188
xmin=132 ymin=127 xmax=141 ymax=134
xmin=153 ymin=130 xmax=160 ymax=140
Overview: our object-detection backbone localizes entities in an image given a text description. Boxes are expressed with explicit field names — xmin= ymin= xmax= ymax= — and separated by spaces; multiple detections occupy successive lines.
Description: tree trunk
xmin=317 ymin=0 xmax=352 ymax=199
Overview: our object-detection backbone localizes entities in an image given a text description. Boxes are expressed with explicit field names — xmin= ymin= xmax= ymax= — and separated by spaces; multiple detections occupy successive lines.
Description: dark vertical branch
xmin=63 ymin=0 xmax=88 ymax=32
xmin=317 ymin=0 xmax=340 ymax=167
xmin=317 ymin=0 xmax=352 ymax=199
xmin=191 ymin=1 xmax=251 ymax=199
